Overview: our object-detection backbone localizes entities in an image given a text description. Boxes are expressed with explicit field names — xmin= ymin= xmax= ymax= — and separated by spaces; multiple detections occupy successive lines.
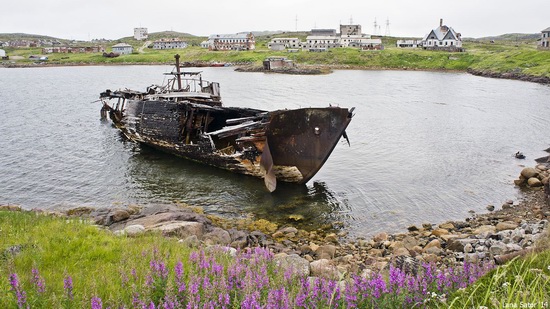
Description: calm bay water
xmin=1 ymin=65 xmax=549 ymax=237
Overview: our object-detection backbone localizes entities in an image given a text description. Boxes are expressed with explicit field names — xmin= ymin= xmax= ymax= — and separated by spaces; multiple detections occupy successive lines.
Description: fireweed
xmin=5 ymin=246 xmax=495 ymax=308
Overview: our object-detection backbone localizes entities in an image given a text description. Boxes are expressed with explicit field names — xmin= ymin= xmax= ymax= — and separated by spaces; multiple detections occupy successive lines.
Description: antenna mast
xmin=385 ymin=18 xmax=390 ymax=36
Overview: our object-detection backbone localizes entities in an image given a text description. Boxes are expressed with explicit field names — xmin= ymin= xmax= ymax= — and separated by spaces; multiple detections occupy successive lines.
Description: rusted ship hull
xmin=105 ymin=100 xmax=352 ymax=190
xmin=100 ymin=55 xmax=354 ymax=191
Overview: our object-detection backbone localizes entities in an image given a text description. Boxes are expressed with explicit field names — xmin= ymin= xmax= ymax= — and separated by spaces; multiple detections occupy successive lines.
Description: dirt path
xmin=138 ymin=41 xmax=151 ymax=53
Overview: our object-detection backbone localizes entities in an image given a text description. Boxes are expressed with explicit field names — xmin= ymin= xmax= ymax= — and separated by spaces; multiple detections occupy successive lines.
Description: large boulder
xmin=527 ymin=177 xmax=543 ymax=187
xmin=431 ymin=229 xmax=449 ymax=237
xmin=496 ymin=221 xmax=519 ymax=232
xmin=473 ymin=225 xmax=496 ymax=235
xmin=489 ymin=243 xmax=507 ymax=256
xmin=446 ymin=239 xmax=465 ymax=252
xmin=203 ymin=227 xmax=231 ymax=245
xmin=123 ymin=224 xmax=145 ymax=236
xmin=315 ymin=245 xmax=337 ymax=260
xmin=150 ymin=221 xmax=205 ymax=239
xmin=520 ymin=167 xmax=538 ymax=179
xmin=274 ymin=254 xmax=310 ymax=277
xmin=111 ymin=209 xmax=131 ymax=223
xmin=310 ymin=259 xmax=340 ymax=279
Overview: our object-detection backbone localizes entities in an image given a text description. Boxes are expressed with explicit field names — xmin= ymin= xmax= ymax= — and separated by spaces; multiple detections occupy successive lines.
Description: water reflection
xmin=123 ymin=142 xmax=351 ymax=231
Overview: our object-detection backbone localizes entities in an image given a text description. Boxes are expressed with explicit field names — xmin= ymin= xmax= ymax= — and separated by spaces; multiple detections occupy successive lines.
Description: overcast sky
xmin=1 ymin=0 xmax=548 ymax=40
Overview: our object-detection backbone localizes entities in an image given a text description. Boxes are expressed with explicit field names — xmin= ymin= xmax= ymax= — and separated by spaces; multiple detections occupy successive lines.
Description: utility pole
xmin=385 ymin=18 xmax=390 ymax=36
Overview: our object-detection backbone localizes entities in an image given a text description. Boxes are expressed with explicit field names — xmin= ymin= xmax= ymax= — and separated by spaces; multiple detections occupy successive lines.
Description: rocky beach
xmin=4 ymin=161 xmax=548 ymax=281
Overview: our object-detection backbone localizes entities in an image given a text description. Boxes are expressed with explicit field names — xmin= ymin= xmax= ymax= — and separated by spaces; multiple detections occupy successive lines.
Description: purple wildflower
xmin=145 ymin=275 xmax=154 ymax=287
xmin=162 ymin=296 xmax=176 ymax=309
xmin=267 ymin=287 xmax=290 ymax=309
xmin=175 ymin=261 xmax=184 ymax=281
xmin=294 ymin=277 xmax=310 ymax=307
xmin=150 ymin=260 xmax=168 ymax=279
xmin=31 ymin=268 xmax=46 ymax=293
xmin=189 ymin=251 xmax=199 ymax=263
xmin=9 ymin=273 xmax=28 ymax=308
xmin=241 ymin=291 xmax=261 ymax=309
xmin=436 ymin=270 xmax=448 ymax=291
xmin=91 ymin=296 xmax=103 ymax=309
xmin=64 ymin=275 xmax=74 ymax=300
xmin=132 ymin=292 xmax=145 ymax=308
xmin=389 ymin=265 xmax=406 ymax=293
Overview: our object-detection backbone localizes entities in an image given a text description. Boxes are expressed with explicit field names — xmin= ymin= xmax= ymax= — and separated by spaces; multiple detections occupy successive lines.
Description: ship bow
xmin=266 ymin=107 xmax=353 ymax=184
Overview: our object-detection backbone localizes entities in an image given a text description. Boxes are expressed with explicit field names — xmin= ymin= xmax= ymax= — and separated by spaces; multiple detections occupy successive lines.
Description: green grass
xmin=0 ymin=210 xmax=193 ymax=307
xmin=3 ymin=37 xmax=550 ymax=79
xmin=2 ymin=209 xmax=549 ymax=308
xmin=447 ymin=230 xmax=550 ymax=308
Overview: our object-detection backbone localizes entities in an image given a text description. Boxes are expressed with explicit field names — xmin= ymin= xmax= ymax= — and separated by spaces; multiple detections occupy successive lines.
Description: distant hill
xmin=0 ymin=33 xmax=62 ymax=41
xmin=473 ymin=33 xmax=539 ymax=42
xmin=251 ymin=30 xmax=285 ymax=37
xmin=147 ymin=31 xmax=198 ymax=40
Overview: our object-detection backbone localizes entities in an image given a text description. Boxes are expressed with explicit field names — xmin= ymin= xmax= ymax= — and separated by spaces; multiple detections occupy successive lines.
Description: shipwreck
xmin=100 ymin=54 xmax=354 ymax=192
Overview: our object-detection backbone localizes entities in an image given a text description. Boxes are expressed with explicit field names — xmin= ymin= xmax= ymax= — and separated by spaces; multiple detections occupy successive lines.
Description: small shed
xmin=112 ymin=43 xmax=133 ymax=55
xmin=263 ymin=57 xmax=295 ymax=70
xmin=0 ymin=49 xmax=6 ymax=59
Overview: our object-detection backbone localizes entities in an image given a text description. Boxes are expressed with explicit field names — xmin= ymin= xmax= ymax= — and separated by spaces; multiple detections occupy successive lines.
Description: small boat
xmin=99 ymin=55 xmax=354 ymax=191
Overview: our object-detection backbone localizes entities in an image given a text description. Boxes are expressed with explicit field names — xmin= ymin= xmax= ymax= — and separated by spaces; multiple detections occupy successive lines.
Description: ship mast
xmin=174 ymin=54 xmax=182 ymax=90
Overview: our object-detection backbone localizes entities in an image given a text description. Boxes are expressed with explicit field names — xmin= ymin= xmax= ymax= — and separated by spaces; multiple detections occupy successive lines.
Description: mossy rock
xmin=288 ymin=214 xmax=304 ymax=221
xmin=248 ymin=219 xmax=278 ymax=234
xmin=66 ymin=206 xmax=94 ymax=216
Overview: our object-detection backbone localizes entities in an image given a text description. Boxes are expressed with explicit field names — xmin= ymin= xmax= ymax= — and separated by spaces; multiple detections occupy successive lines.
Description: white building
xmin=421 ymin=19 xmax=462 ymax=51
xmin=153 ymin=39 xmax=188 ymax=50
xmin=396 ymin=39 xmax=421 ymax=48
xmin=302 ymin=35 xmax=341 ymax=51
xmin=350 ymin=38 xmax=383 ymax=50
xmin=539 ymin=27 xmax=550 ymax=49
xmin=134 ymin=27 xmax=148 ymax=41
xmin=267 ymin=38 xmax=301 ymax=50
xmin=202 ymin=33 xmax=255 ymax=51
xmin=112 ymin=43 xmax=133 ymax=55
xmin=339 ymin=34 xmax=373 ymax=47
xmin=0 ymin=49 xmax=6 ymax=58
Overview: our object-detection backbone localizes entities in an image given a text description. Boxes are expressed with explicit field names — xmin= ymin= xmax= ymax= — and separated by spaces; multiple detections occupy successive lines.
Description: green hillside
xmin=1 ymin=32 xmax=548 ymax=81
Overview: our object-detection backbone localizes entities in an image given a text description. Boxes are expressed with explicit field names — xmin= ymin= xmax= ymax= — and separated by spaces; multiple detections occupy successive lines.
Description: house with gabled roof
xmin=539 ymin=27 xmax=550 ymax=50
xmin=422 ymin=19 xmax=463 ymax=52
xmin=112 ymin=43 xmax=133 ymax=55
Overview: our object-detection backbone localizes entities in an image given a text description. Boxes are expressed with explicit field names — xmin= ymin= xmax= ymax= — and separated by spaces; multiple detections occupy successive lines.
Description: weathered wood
xmin=207 ymin=121 xmax=266 ymax=138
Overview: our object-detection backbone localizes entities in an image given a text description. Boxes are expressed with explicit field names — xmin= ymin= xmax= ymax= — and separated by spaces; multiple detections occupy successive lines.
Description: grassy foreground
xmin=1 ymin=209 xmax=549 ymax=308
xmin=3 ymin=38 xmax=550 ymax=80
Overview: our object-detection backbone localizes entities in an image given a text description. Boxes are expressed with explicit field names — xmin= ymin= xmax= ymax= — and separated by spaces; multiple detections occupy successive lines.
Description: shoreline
xmin=2 ymin=163 xmax=549 ymax=278
xmin=2 ymin=61 xmax=549 ymax=85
